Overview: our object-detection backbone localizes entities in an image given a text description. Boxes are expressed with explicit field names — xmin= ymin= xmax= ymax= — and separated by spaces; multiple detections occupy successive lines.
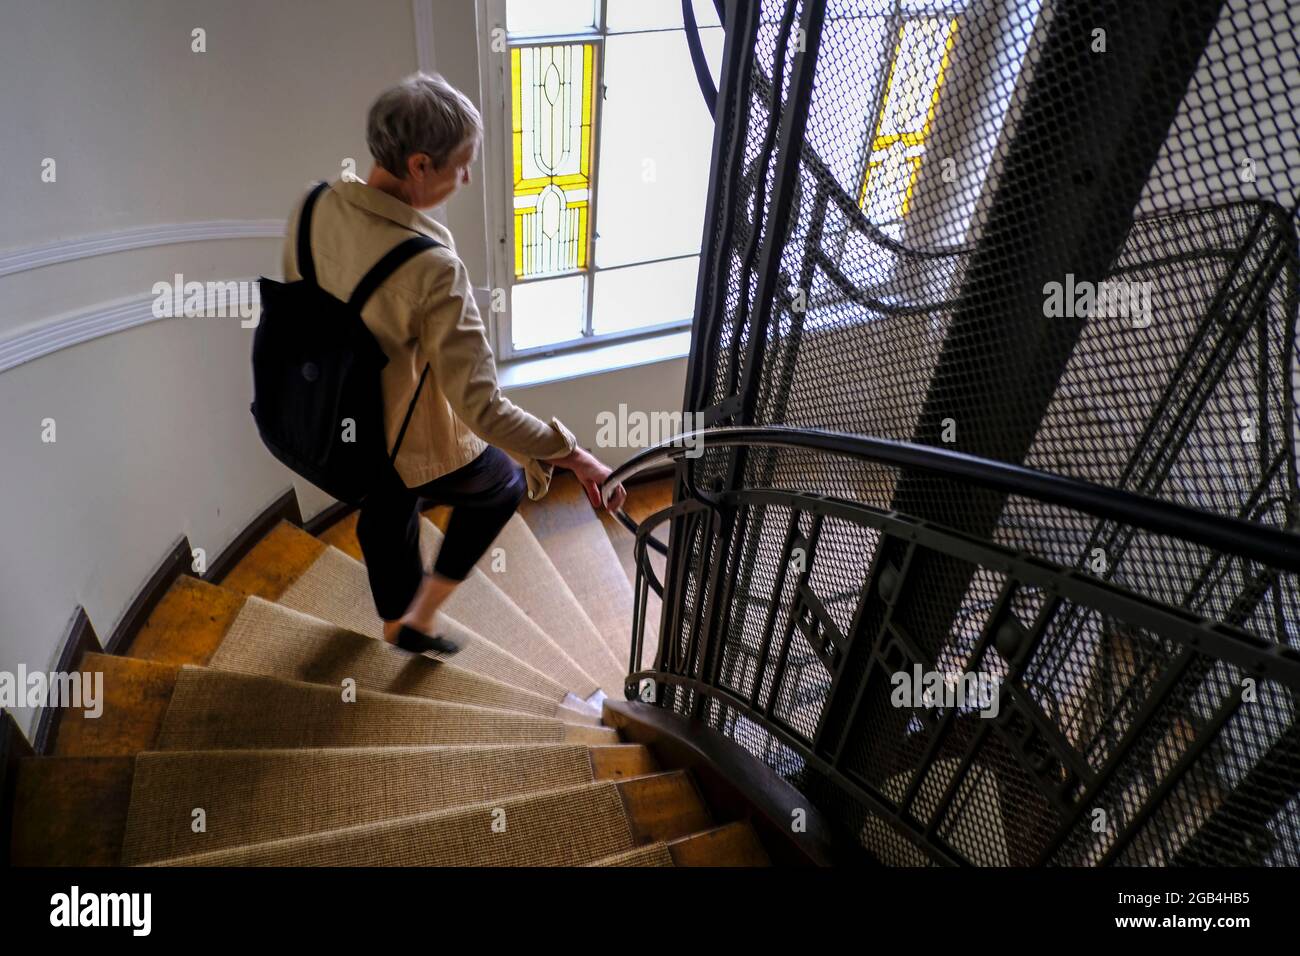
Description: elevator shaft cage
xmin=629 ymin=0 xmax=1300 ymax=866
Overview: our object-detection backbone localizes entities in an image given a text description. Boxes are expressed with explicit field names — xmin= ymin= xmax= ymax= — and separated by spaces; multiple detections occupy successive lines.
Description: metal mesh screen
xmin=656 ymin=0 xmax=1300 ymax=866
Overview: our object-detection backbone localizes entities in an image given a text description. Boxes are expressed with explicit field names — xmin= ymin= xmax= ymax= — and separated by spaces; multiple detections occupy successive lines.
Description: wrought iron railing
xmin=604 ymin=0 xmax=1300 ymax=864
xmin=604 ymin=428 xmax=1300 ymax=865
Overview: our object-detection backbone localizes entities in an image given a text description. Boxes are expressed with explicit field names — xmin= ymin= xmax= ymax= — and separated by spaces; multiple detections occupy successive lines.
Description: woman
xmin=281 ymin=73 xmax=626 ymax=654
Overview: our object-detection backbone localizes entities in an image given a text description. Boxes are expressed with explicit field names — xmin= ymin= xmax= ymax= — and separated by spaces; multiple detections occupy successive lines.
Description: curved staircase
xmin=7 ymin=476 xmax=770 ymax=867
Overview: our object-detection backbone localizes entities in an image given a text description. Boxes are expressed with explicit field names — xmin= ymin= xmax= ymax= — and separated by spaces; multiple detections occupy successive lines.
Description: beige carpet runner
xmin=456 ymin=514 xmax=626 ymax=691
xmin=281 ymin=541 xmax=603 ymax=698
xmin=599 ymin=513 xmax=666 ymax=673
xmin=154 ymin=666 xmax=616 ymax=750
xmin=120 ymin=744 xmax=599 ymax=865
xmin=418 ymin=518 xmax=617 ymax=696
xmin=210 ymin=597 xmax=599 ymax=725
xmin=274 ymin=545 xmax=573 ymax=701
xmin=520 ymin=493 xmax=636 ymax=669
xmin=152 ymin=780 xmax=636 ymax=867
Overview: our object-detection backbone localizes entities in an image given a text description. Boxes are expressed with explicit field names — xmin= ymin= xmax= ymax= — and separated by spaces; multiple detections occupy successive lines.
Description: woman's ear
xmin=407 ymin=152 xmax=431 ymax=181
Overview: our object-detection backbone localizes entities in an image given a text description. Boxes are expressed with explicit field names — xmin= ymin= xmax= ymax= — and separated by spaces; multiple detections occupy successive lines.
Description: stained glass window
xmin=511 ymin=43 xmax=598 ymax=279
xmin=497 ymin=4 xmax=717 ymax=356
xmin=859 ymin=17 xmax=958 ymax=224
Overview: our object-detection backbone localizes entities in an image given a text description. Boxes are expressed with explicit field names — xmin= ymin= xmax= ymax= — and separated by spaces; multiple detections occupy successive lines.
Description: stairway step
xmin=130 ymin=582 xmax=598 ymax=723
xmin=469 ymin=514 xmax=625 ymax=690
xmin=49 ymin=654 xmax=611 ymax=758
xmin=152 ymin=780 xmax=633 ymax=866
xmin=155 ymin=666 xmax=617 ymax=750
xmin=597 ymin=506 xmax=666 ymax=672
xmin=217 ymin=519 xmax=326 ymax=600
xmin=325 ymin=510 xmax=618 ymax=686
xmin=151 ymin=771 xmax=702 ymax=867
xmin=120 ymin=743 xmax=653 ymax=865
xmin=584 ymin=843 xmax=675 ymax=866
xmin=588 ymin=741 xmax=658 ymax=780
xmin=596 ymin=475 xmax=673 ymax=588
xmin=128 ymin=574 xmax=244 ymax=665
xmin=519 ymin=475 xmax=635 ymax=669
xmin=667 ymin=822 xmax=771 ymax=866
xmin=9 ymin=757 xmax=134 ymax=866
xmin=221 ymin=523 xmax=576 ymax=702
xmin=416 ymin=517 xmax=614 ymax=696
xmin=391 ymin=512 xmax=623 ymax=692
xmin=219 ymin=594 xmax=605 ymax=725
xmin=315 ymin=513 xmax=616 ymax=695
xmin=597 ymin=508 xmax=639 ymax=589
xmin=316 ymin=510 xmax=366 ymax=558
xmin=584 ymin=824 xmax=771 ymax=866
xmin=53 ymin=654 xmax=178 ymax=757
xmin=617 ymin=769 xmax=714 ymax=843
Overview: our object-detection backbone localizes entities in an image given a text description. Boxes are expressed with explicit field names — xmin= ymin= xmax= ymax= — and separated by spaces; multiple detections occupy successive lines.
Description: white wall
xmin=506 ymin=358 xmax=689 ymax=468
xmin=0 ymin=0 xmax=687 ymax=740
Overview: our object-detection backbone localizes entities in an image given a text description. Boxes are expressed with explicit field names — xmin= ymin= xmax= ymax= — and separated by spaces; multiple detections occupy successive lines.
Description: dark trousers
xmin=356 ymin=446 xmax=526 ymax=621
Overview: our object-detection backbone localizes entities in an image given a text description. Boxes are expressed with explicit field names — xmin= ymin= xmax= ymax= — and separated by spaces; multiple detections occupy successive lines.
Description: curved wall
xmin=0 ymin=0 xmax=455 ymax=739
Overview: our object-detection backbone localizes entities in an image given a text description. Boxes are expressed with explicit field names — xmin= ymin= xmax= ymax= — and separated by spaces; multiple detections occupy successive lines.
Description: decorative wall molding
xmin=0 ymin=220 xmax=283 ymax=280
xmin=413 ymin=0 xmax=436 ymax=74
xmin=0 ymin=0 xmax=439 ymax=367
xmin=0 ymin=278 xmax=262 ymax=374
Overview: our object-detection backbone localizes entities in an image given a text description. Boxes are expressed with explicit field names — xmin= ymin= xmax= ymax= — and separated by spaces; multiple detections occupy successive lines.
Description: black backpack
xmin=251 ymin=182 xmax=441 ymax=504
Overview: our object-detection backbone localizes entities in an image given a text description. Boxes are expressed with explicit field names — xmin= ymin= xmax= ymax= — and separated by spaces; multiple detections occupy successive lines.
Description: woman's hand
xmin=547 ymin=446 xmax=626 ymax=514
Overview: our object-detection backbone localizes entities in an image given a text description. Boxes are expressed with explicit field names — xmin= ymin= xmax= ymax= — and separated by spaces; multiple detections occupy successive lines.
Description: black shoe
xmin=395 ymin=625 xmax=460 ymax=657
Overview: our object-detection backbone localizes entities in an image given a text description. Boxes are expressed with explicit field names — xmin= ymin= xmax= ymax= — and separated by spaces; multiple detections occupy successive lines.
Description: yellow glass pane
xmin=511 ymin=42 xmax=598 ymax=278
xmin=859 ymin=17 xmax=958 ymax=220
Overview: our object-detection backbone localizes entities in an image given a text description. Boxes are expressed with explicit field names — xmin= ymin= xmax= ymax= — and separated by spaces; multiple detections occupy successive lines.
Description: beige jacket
xmin=281 ymin=179 xmax=576 ymax=499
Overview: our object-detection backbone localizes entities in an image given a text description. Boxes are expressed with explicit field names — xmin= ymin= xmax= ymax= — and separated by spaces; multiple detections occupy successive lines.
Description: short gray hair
xmin=366 ymin=72 xmax=482 ymax=177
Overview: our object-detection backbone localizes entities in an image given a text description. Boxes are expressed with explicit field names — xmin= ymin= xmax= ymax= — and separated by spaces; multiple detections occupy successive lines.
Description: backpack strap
xmin=296 ymin=181 xmax=330 ymax=286
xmin=347 ymin=234 xmax=444 ymax=465
xmin=389 ymin=362 xmax=431 ymax=465
xmin=349 ymin=235 xmax=442 ymax=311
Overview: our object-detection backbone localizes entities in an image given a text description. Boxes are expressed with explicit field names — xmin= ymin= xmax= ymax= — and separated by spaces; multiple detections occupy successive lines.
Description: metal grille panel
xmin=636 ymin=0 xmax=1300 ymax=866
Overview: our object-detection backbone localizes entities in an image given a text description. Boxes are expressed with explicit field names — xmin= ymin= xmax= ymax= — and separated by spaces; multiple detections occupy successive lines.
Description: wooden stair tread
xmin=9 ymin=756 xmax=134 ymax=866
xmin=587 ymin=822 xmax=770 ymax=867
xmin=53 ymin=654 xmax=179 ymax=757
xmin=618 ymin=769 xmax=713 ymax=844
xmin=668 ymin=821 xmax=771 ymax=866
xmin=589 ymin=743 xmax=658 ymax=780
xmin=316 ymin=511 xmax=364 ymax=560
xmin=219 ymin=519 xmax=326 ymax=601
xmin=128 ymin=575 xmax=242 ymax=666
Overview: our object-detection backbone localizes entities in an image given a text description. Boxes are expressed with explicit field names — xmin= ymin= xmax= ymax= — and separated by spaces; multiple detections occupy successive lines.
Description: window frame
xmin=856 ymin=12 xmax=960 ymax=234
xmin=478 ymin=0 xmax=701 ymax=362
